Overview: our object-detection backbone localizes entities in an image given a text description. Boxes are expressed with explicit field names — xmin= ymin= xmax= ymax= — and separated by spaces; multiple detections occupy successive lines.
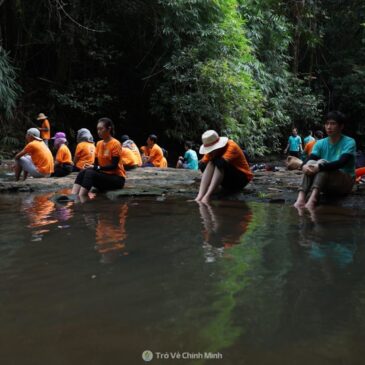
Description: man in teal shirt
xmin=294 ymin=111 xmax=356 ymax=209
xmin=284 ymin=128 xmax=303 ymax=157
xmin=303 ymin=130 xmax=315 ymax=147
xmin=176 ymin=141 xmax=198 ymax=170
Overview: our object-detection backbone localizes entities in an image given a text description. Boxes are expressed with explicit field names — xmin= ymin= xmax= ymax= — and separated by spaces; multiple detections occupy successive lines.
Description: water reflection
xmin=82 ymin=202 xmax=129 ymax=264
xmin=296 ymin=206 xmax=358 ymax=268
xmin=198 ymin=202 xmax=253 ymax=263
xmin=21 ymin=190 xmax=74 ymax=242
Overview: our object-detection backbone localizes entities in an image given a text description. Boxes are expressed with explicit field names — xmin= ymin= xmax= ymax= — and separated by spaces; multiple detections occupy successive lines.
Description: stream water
xmin=0 ymin=193 xmax=365 ymax=365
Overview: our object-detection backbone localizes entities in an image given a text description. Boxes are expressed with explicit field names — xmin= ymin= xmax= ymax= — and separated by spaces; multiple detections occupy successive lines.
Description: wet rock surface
xmin=1 ymin=164 xmax=365 ymax=208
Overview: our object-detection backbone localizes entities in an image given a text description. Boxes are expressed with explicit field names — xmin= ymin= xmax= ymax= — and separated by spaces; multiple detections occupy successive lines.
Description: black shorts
xmin=74 ymin=168 xmax=125 ymax=191
xmin=289 ymin=151 xmax=300 ymax=158
xmin=52 ymin=164 xmax=73 ymax=177
xmin=220 ymin=161 xmax=250 ymax=191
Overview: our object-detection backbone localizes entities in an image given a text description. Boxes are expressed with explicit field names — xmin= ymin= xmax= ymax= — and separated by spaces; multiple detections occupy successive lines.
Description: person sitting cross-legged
xmin=141 ymin=134 xmax=167 ymax=168
xmin=73 ymin=128 xmax=95 ymax=172
xmin=195 ymin=130 xmax=253 ymax=204
xmin=176 ymin=141 xmax=198 ymax=170
xmin=294 ymin=111 xmax=356 ymax=209
xmin=52 ymin=132 xmax=74 ymax=177
xmin=71 ymin=117 xmax=126 ymax=198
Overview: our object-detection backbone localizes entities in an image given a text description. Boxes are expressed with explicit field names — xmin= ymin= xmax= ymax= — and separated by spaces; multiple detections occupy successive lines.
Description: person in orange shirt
xmin=121 ymin=146 xmax=139 ymax=170
xmin=14 ymin=128 xmax=54 ymax=181
xmin=52 ymin=132 xmax=74 ymax=177
xmin=303 ymin=130 xmax=324 ymax=157
xmin=74 ymin=128 xmax=95 ymax=171
xmin=71 ymin=118 xmax=126 ymax=198
xmin=121 ymin=135 xmax=142 ymax=167
xmin=195 ymin=130 xmax=253 ymax=203
xmin=142 ymin=134 xmax=168 ymax=168
xmin=37 ymin=113 xmax=51 ymax=146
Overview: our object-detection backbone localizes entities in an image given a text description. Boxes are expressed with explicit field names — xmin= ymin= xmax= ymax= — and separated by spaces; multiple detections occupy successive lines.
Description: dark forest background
xmin=1 ymin=0 xmax=365 ymax=158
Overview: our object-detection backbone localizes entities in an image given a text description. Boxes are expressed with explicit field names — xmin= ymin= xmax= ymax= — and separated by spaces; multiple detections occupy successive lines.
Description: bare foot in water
xmin=200 ymin=196 xmax=211 ymax=204
xmin=304 ymin=200 xmax=317 ymax=210
xmin=294 ymin=200 xmax=305 ymax=209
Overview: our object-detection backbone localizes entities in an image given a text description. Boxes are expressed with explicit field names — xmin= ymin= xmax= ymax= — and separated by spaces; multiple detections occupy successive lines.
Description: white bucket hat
xmin=199 ymin=130 xmax=228 ymax=154
xmin=26 ymin=128 xmax=42 ymax=141
xmin=37 ymin=113 xmax=47 ymax=120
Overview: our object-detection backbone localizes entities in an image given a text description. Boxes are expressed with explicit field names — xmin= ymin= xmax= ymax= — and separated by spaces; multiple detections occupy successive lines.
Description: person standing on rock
xmin=195 ymin=130 xmax=253 ymax=204
xmin=14 ymin=128 xmax=54 ymax=181
xmin=284 ymin=127 xmax=303 ymax=157
xmin=71 ymin=118 xmax=126 ymax=198
xmin=37 ymin=113 xmax=51 ymax=146
xmin=294 ymin=111 xmax=356 ymax=209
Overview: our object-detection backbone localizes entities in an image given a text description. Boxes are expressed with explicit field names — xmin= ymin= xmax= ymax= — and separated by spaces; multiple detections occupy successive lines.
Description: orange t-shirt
xmin=95 ymin=138 xmax=126 ymax=177
xmin=201 ymin=140 xmax=253 ymax=180
xmin=75 ymin=141 xmax=95 ymax=170
xmin=148 ymin=143 xmax=164 ymax=167
xmin=140 ymin=146 xmax=150 ymax=156
xmin=121 ymin=147 xmax=138 ymax=167
xmin=24 ymin=140 xmax=54 ymax=174
xmin=41 ymin=119 xmax=51 ymax=140
xmin=304 ymin=140 xmax=316 ymax=156
xmin=55 ymin=144 xmax=73 ymax=165
xmin=160 ymin=157 xmax=168 ymax=168
xmin=127 ymin=142 xmax=142 ymax=166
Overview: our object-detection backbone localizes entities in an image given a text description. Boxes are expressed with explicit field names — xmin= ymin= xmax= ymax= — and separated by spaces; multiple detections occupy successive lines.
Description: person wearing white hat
xmin=36 ymin=113 xmax=51 ymax=146
xmin=195 ymin=130 xmax=253 ymax=203
xmin=14 ymin=128 xmax=54 ymax=181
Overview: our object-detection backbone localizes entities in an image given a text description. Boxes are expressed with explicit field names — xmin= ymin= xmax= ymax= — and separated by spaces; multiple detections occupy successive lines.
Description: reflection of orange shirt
xmin=95 ymin=138 xmax=126 ymax=177
xmin=41 ymin=119 xmax=50 ymax=140
xmin=24 ymin=194 xmax=56 ymax=229
xmin=304 ymin=140 xmax=316 ymax=156
xmin=95 ymin=204 xmax=128 ymax=254
xmin=148 ymin=143 xmax=164 ymax=167
xmin=121 ymin=147 xmax=138 ymax=167
xmin=75 ymin=141 xmax=95 ymax=169
xmin=24 ymin=140 xmax=54 ymax=174
xmin=55 ymin=144 xmax=73 ymax=165
xmin=202 ymin=140 xmax=253 ymax=180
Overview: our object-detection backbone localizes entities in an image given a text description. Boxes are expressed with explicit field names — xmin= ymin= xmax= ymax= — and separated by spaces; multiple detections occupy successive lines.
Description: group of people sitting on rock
xmin=13 ymin=110 xmax=358 ymax=208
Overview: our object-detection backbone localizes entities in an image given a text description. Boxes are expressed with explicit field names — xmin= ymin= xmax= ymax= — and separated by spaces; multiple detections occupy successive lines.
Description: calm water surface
xmin=0 ymin=192 xmax=365 ymax=365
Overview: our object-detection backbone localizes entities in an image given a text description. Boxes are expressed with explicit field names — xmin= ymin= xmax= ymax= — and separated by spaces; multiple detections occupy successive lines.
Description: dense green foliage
xmin=0 ymin=0 xmax=364 ymax=154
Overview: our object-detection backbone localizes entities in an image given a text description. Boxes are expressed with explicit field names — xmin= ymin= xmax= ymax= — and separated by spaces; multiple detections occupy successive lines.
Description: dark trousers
xmin=300 ymin=170 xmax=354 ymax=195
xmin=74 ymin=168 xmax=125 ymax=191
xmin=52 ymin=164 xmax=73 ymax=177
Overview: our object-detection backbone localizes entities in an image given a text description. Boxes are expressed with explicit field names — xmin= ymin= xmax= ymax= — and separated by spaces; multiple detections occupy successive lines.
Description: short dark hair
xmin=148 ymin=134 xmax=157 ymax=143
xmin=325 ymin=111 xmax=346 ymax=126
xmin=185 ymin=141 xmax=193 ymax=149
xmin=314 ymin=130 xmax=324 ymax=139
xmin=120 ymin=134 xmax=129 ymax=143
xmin=98 ymin=117 xmax=115 ymax=135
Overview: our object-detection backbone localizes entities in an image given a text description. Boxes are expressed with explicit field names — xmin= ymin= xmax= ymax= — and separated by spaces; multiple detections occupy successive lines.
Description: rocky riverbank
xmin=1 ymin=165 xmax=365 ymax=208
